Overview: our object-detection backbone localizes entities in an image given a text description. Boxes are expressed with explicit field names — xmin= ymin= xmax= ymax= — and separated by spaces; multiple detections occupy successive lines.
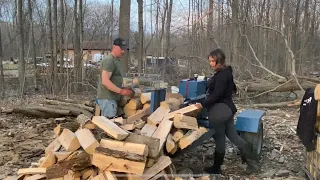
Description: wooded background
xmin=0 ymin=0 xmax=320 ymax=99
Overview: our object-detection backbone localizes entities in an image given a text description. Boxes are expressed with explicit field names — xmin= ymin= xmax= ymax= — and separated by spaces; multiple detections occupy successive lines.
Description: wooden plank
xmin=53 ymin=152 xmax=72 ymax=162
xmin=151 ymin=119 xmax=173 ymax=153
xmin=127 ymin=107 xmax=150 ymax=124
xmin=172 ymin=129 xmax=184 ymax=142
xmin=58 ymin=129 xmax=81 ymax=152
xmin=104 ymin=171 xmax=118 ymax=180
xmin=166 ymin=104 xmax=201 ymax=119
xmin=45 ymin=138 xmax=61 ymax=155
xmin=124 ymin=134 xmax=160 ymax=158
xmin=121 ymin=124 xmax=136 ymax=131
xmin=25 ymin=174 xmax=46 ymax=180
xmin=140 ymin=124 xmax=157 ymax=137
xmin=81 ymin=168 xmax=94 ymax=180
xmin=91 ymin=173 xmax=106 ymax=180
xmin=39 ymin=152 xmax=56 ymax=168
xmin=173 ymin=114 xmax=198 ymax=130
xmin=92 ymin=153 xmax=146 ymax=175
xmin=113 ymin=117 xmax=126 ymax=125
xmin=315 ymin=84 xmax=320 ymax=100
xmin=17 ymin=168 xmax=46 ymax=175
xmin=179 ymin=127 xmax=208 ymax=149
xmin=166 ymin=134 xmax=177 ymax=154
xmin=141 ymin=92 xmax=151 ymax=104
xmin=75 ymin=128 xmax=99 ymax=155
xmin=94 ymin=146 xmax=146 ymax=162
xmin=100 ymin=139 xmax=148 ymax=156
xmin=147 ymin=107 xmax=170 ymax=126
xmin=92 ymin=116 xmax=129 ymax=140
xmin=142 ymin=156 xmax=172 ymax=180
xmin=127 ymin=174 xmax=142 ymax=180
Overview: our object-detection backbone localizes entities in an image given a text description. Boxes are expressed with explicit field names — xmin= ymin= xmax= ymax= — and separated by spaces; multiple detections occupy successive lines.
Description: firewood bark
xmin=44 ymin=104 xmax=92 ymax=117
xmin=127 ymin=98 xmax=143 ymax=110
xmin=94 ymin=146 xmax=146 ymax=161
xmin=46 ymin=97 xmax=91 ymax=106
xmin=46 ymin=152 xmax=92 ymax=179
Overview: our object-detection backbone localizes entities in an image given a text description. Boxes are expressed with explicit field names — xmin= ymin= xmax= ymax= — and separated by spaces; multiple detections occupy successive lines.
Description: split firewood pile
xmin=7 ymin=92 xmax=212 ymax=180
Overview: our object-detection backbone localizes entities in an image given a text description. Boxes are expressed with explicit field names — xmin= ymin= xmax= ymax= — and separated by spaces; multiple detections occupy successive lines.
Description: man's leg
xmin=97 ymin=99 xmax=117 ymax=119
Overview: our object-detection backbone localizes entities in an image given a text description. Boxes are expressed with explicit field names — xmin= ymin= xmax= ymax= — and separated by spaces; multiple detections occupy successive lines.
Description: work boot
xmin=244 ymin=158 xmax=260 ymax=175
xmin=204 ymin=152 xmax=225 ymax=174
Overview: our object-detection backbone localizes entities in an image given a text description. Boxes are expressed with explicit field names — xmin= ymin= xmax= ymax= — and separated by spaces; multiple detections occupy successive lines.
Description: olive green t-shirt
xmin=97 ymin=54 xmax=123 ymax=100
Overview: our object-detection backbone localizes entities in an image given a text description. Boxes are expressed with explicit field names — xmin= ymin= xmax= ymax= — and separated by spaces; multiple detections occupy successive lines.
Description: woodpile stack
xmin=7 ymin=92 xmax=210 ymax=180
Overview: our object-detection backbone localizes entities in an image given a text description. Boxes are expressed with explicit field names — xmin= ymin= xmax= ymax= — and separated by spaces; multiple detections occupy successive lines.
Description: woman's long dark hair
xmin=209 ymin=48 xmax=226 ymax=65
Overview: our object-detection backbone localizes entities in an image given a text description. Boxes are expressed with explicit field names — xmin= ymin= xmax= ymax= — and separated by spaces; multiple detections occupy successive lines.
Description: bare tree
xmin=53 ymin=0 xmax=58 ymax=93
xmin=28 ymin=0 xmax=38 ymax=91
xmin=47 ymin=0 xmax=54 ymax=93
xmin=0 ymin=25 xmax=4 ymax=98
xmin=18 ymin=0 xmax=25 ymax=95
xmin=137 ymin=0 xmax=143 ymax=73
xmin=165 ymin=0 xmax=173 ymax=57
xmin=119 ymin=0 xmax=131 ymax=73
xmin=74 ymin=0 xmax=81 ymax=92
xmin=59 ymin=0 xmax=65 ymax=73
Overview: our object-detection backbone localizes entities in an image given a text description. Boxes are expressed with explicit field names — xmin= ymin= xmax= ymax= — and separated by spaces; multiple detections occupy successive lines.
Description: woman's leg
xmin=204 ymin=122 xmax=226 ymax=174
xmin=224 ymin=118 xmax=260 ymax=174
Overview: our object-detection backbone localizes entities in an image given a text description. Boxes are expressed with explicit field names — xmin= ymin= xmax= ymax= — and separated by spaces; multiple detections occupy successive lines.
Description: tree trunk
xmin=28 ymin=0 xmax=38 ymax=91
xmin=47 ymin=0 xmax=54 ymax=93
xmin=74 ymin=0 xmax=81 ymax=93
xmin=119 ymin=0 xmax=131 ymax=73
xmin=0 ymin=25 xmax=4 ymax=98
xmin=59 ymin=0 xmax=65 ymax=73
xmin=18 ymin=0 xmax=25 ymax=96
xmin=230 ymin=0 xmax=239 ymax=63
xmin=207 ymin=0 xmax=214 ymax=52
xmin=165 ymin=0 xmax=173 ymax=58
xmin=137 ymin=0 xmax=143 ymax=73
xmin=53 ymin=0 xmax=58 ymax=93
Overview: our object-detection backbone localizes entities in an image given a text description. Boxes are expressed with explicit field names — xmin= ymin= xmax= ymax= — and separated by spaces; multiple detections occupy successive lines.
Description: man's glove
xmin=120 ymin=88 xmax=134 ymax=96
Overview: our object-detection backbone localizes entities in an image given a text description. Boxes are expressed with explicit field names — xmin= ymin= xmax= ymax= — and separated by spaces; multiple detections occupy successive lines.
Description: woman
xmin=200 ymin=49 xmax=259 ymax=175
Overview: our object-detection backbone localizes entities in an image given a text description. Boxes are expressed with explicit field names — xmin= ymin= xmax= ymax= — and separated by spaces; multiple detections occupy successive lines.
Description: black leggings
xmin=212 ymin=118 xmax=251 ymax=156
xmin=208 ymin=104 xmax=252 ymax=158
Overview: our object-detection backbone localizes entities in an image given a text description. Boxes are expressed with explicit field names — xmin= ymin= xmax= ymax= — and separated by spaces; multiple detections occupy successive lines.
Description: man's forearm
xmin=102 ymin=80 xmax=122 ymax=94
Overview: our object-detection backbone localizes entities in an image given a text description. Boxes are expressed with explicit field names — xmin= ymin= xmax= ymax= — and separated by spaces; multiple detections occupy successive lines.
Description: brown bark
xmin=237 ymin=99 xmax=300 ymax=108
xmin=95 ymin=147 xmax=146 ymax=162
xmin=46 ymin=152 xmax=92 ymax=179
xmin=165 ymin=0 xmax=173 ymax=57
xmin=53 ymin=0 xmax=58 ymax=93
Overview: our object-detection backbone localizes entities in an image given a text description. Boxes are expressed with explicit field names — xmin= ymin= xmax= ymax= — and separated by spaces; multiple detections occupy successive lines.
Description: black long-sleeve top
xmin=202 ymin=66 xmax=237 ymax=114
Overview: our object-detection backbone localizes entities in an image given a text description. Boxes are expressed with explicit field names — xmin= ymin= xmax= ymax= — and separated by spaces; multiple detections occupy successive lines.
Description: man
xmin=97 ymin=38 xmax=133 ymax=118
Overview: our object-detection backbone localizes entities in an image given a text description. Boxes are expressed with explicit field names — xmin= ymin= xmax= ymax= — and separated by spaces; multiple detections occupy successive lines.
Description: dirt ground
xmin=0 ymin=95 xmax=308 ymax=180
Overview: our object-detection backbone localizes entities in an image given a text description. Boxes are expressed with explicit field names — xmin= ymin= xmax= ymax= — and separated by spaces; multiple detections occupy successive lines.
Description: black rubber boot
xmin=204 ymin=152 xmax=225 ymax=174
xmin=245 ymin=159 xmax=260 ymax=175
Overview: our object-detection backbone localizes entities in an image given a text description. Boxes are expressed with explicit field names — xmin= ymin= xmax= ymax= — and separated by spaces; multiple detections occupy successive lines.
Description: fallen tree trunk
xmin=44 ymin=104 xmax=93 ymax=117
xmin=45 ymin=97 xmax=92 ymax=106
xmin=236 ymin=99 xmax=300 ymax=108
xmin=238 ymin=80 xmax=316 ymax=93
xmin=44 ymin=99 xmax=94 ymax=112
xmin=9 ymin=107 xmax=62 ymax=118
